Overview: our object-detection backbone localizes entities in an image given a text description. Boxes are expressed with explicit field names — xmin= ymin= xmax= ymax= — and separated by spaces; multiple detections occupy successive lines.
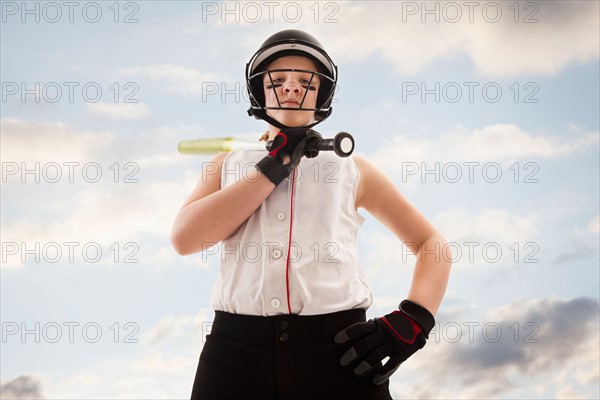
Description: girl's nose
xmin=283 ymin=82 xmax=301 ymax=94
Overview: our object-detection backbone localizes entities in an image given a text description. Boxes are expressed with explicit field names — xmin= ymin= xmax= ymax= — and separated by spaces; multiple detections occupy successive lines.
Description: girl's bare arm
xmin=171 ymin=152 xmax=276 ymax=255
xmin=353 ymin=155 xmax=451 ymax=315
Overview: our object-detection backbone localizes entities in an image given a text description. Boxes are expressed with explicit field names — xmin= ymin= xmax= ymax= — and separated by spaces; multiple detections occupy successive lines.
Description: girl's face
xmin=263 ymin=56 xmax=321 ymax=128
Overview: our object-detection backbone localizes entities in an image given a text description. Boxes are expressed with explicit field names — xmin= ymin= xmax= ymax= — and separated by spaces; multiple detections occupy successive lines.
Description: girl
xmin=171 ymin=29 xmax=451 ymax=400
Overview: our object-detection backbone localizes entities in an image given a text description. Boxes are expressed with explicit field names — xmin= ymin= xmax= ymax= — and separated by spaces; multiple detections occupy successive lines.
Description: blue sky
xmin=1 ymin=1 xmax=599 ymax=398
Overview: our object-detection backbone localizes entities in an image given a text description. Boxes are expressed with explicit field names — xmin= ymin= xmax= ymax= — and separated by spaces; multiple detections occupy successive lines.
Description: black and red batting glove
xmin=334 ymin=299 xmax=435 ymax=385
xmin=255 ymin=128 xmax=321 ymax=185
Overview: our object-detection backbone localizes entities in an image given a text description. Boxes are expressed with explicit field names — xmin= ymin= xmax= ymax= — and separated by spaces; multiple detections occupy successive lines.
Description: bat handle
xmin=265 ymin=132 xmax=355 ymax=158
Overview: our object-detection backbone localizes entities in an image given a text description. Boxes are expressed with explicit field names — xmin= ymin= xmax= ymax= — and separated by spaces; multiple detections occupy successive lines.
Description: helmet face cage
xmin=245 ymin=30 xmax=338 ymax=128
xmin=248 ymin=68 xmax=336 ymax=114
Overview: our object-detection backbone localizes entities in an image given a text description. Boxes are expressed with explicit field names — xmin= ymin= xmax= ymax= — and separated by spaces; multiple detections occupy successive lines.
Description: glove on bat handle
xmin=266 ymin=131 xmax=355 ymax=158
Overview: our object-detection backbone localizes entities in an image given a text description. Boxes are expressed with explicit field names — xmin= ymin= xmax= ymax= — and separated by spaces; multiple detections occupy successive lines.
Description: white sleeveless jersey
xmin=210 ymin=149 xmax=373 ymax=316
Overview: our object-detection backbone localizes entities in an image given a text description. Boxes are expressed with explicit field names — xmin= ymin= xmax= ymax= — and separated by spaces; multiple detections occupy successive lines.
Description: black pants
xmin=191 ymin=309 xmax=392 ymax=400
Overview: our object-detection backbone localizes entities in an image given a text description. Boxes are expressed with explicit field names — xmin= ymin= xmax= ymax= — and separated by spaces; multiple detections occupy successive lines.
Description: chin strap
xmin=247 ymin=108 xmax=325 ymax=131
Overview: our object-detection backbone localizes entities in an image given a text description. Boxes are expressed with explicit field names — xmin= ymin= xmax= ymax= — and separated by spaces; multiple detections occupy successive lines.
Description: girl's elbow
xmin=170 ymin=225 xmax=196 ymax=256
xmin=170 ymin=228 xmax=214 ymax=256
xmin=170 ymin=230 xmax=189 ymax=256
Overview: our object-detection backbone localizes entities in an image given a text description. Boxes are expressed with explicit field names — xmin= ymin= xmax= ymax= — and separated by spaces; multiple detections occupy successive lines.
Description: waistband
xmin=210 ymin=309 xmax=366 ymax=346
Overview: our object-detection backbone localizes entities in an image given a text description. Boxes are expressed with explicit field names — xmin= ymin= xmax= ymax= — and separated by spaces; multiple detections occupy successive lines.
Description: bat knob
xmin=333 ymin=132 xmax=355 ymax=157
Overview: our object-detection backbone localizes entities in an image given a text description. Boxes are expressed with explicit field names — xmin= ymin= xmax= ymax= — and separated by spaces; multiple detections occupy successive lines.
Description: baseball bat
xmin=178 ymin=132 xmax=355 ymax=158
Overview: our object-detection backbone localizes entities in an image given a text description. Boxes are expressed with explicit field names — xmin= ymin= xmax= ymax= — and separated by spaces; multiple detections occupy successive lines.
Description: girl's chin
xmin=267 ymin=110 xmax=315 ymax=128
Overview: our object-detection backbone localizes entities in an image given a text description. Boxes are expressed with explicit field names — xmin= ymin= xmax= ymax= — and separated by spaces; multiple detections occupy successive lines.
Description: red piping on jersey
xmin=285 ymin=168 xmax=296 ymax=314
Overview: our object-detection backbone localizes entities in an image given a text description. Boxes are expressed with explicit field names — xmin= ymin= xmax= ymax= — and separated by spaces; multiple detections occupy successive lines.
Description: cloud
xmin=0 ymin=118 xmax=202 ymax=167
xmin=0 ymin=375 xmax=45 ymax=399
xmin=371 ymin=124 xmax=598 ymax=170
xmin=449 ymin=297 xmax=599 ymax=389
xmin=462 ymin=1 xmax=600 ymax=78
xmin=143 ymin=310 xmax=210 ymax=346
xmin=33 ymin=310 xmax=213 ymax=399
xmin=130 ymin=352 xmax=194 ymax=375
xmin=360 ymin=207 xmax=540 ymax=273
xmin=389 ymin=296 xmax=600 ymax=399
xmin=556 ymin=216 xmax=600 ymax=265
xmin=35 ymin=353 xmax=197 ymax=399
xmin=433 ymin=207 xmax=539 ymax=245
xmin=86 ymin=102 xmax=150 ymax=120
xmin=0 ymin=118 xmax=116 ymax=164
xmin=310 ymin=1 xmax=599 ymax=78
xmin=550 ymin=241 xmax=597 ymax=265
xmin=118 ymin=64 xmax=228 ymax=95
xmin=1 ymin=118 xmax=206 ymax=269
xmin=1 ymin=179 xmax=194 ymax=269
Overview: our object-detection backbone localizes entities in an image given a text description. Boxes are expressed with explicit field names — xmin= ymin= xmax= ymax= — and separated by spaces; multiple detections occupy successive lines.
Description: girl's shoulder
xmin=351 ymin=154 xmax=398 ymax=210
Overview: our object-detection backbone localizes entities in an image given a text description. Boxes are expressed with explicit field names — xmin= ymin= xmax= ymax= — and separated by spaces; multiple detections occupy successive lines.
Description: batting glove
xmin=256 ymin=128 xmax=321 ymax=185
xmin=334 ymin=300 xmax=435 ymax=385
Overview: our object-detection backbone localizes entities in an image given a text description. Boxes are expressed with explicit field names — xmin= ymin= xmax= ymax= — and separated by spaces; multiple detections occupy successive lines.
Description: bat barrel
xmin=177 ymin=137 xmax=238 ymax=154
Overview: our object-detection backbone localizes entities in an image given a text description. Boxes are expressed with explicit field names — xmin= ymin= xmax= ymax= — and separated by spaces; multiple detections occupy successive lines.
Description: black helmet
xmin=246 ymin=29 xmax=338 ymax=129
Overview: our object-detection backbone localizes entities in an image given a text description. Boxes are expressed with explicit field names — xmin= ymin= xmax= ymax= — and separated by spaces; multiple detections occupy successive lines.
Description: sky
xmin=1 ymin=1 xmax=599 ymax=399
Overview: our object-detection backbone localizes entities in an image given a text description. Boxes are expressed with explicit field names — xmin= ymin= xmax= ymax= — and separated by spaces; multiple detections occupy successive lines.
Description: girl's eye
xmin=264 ymin=77 xmax=317 ymax=90
xmin=265 ymin=78 xmax=283 ymax=89
xmin=300 ymin=79 xmax=317 ymax=91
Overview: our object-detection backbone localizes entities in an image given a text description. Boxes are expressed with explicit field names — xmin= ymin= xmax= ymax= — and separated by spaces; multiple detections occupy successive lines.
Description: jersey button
xmin=276 ymin=212 xmax=286 ymax=221
xmin=272 ymin=249 xmax=282 ymax=259
xmin=271 ymin=298 xmax=281 ymax=308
